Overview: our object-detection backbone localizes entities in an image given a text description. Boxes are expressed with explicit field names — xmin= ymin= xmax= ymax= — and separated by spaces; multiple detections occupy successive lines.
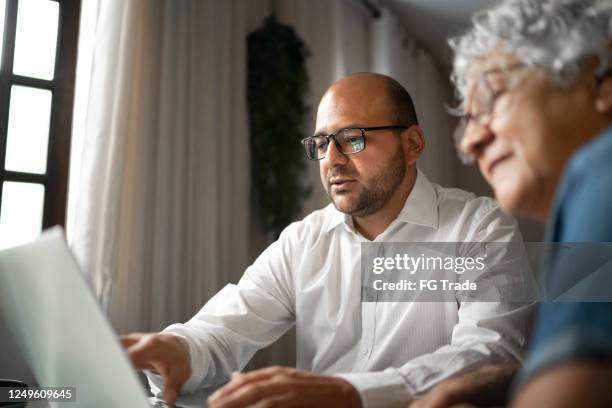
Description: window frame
xmin=0 ymin=0 xmax=81 ymax=230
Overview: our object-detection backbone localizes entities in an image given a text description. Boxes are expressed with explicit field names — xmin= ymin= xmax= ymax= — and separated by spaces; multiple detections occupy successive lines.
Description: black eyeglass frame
xmin=301 ymin=125 xmax=408 ymax=161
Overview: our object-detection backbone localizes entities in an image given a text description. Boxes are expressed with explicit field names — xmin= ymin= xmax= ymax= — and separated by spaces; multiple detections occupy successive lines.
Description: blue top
xmin=517 ymin=126 xmax=612 ymax=387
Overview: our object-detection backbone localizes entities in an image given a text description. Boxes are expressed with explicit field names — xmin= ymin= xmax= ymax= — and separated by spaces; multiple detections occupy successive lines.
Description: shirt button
xmin=361 ymin=348 xmax=368 ymax=355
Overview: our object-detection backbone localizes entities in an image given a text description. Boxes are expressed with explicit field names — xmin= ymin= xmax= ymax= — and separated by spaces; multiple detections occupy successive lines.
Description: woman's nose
xmin=459 ymin=119 xmax=495 ymax=159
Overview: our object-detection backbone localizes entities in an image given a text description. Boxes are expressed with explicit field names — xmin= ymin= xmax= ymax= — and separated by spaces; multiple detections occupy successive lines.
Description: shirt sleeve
xmin=338 ymin=205 xmax=537 ymax=407
xmin=146 ymin=224 xmax=299 ymax=393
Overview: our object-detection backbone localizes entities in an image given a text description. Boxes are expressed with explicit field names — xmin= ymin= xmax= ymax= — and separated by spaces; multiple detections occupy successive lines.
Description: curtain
xmin=370 ymin=6 xmax=455 ymax=187
xmin=67 ymin=0 xmax=251 ymax=334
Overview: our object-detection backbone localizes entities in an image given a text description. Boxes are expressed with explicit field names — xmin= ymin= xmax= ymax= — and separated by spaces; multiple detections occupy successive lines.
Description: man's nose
xmin=459 ymin=121 xmax=494 ymax=159
xmin=323 ymin=139 xmax=349 ymax=167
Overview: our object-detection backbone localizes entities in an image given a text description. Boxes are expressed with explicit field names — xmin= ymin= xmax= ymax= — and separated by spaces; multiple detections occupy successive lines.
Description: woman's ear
xmin=401 ymin=125 xmax=425 ymax=165
xmin=595 ymin=76 xmax=612 ymax=114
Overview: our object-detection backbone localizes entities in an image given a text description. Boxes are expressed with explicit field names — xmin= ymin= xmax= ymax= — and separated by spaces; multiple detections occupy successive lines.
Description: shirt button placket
xmin=359 ymin=299 xmax=376 ymax=368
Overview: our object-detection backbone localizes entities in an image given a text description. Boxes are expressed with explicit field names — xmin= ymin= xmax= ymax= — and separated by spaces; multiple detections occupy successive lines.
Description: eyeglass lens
xmin=304 ymin=129 xmax=365 ymax=160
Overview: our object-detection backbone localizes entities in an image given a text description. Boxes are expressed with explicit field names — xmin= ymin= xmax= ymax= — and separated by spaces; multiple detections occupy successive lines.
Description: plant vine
xmin=247 ymin=15 xmax=312 ymax=238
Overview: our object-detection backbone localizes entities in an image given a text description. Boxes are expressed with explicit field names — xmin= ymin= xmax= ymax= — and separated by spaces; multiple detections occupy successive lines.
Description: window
xmin=0 ymin=0 xmax=80 ymax=249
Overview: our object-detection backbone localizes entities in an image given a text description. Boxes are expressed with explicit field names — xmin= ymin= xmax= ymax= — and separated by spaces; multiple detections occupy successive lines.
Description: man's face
xmin=315 ymin=79 xmax=408 ymax=217
xmin=459 ymin=54 xmax=608 ymax=220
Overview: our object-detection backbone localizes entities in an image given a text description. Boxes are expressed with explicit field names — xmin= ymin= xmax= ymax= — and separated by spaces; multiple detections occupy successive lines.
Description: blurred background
xmin=0 ymin=0 xmax=543 ymax=386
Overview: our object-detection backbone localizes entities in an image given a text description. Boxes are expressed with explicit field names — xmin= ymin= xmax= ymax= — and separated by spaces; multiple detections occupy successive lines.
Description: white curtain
xmin=67 ymin=0 xmax=251 ymax=334
xmin=370 ymin=6 xmax=455 ymax=187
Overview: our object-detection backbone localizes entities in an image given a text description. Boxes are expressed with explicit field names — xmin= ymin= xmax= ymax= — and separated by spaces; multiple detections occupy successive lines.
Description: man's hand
xmin=409 ymin=363 xmax=519 ymax=408
xmin=120 ymin=332 xmax=191 ymax=405
xmin=207 ymin=366 xmax=362 ymax=408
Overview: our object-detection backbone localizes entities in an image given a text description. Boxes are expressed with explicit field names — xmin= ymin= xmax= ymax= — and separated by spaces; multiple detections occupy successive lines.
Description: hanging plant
xmin=247 ymin=15 xmax=312 ymax=239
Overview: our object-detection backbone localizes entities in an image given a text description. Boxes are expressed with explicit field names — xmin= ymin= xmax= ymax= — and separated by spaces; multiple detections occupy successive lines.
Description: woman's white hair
xmin=449 ymin=0 xmax=612 ymax=102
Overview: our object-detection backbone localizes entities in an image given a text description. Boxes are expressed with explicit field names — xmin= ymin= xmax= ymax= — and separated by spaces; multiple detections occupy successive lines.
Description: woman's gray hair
xmin=449 ymin=0 xmax=612 ymax=102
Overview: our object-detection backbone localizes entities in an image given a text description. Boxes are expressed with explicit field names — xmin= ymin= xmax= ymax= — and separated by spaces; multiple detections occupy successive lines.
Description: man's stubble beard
xmin=327 ymin=146 xmax=407 ymax=217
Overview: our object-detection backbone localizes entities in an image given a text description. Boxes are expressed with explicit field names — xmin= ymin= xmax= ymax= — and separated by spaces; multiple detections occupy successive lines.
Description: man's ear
xmin=595 ymin=76 xmax=612 ymax=114
xmin=401 ymin=125 xmax=425 ymax=165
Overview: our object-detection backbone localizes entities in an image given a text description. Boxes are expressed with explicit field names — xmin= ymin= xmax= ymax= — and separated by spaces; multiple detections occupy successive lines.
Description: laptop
xmin=0 ymin=227 xmax=208 ymax=408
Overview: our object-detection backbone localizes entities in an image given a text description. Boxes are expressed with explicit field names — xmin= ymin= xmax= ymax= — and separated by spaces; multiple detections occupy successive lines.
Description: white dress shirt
xmin=150 ymin=171 xmax=534 ymax=407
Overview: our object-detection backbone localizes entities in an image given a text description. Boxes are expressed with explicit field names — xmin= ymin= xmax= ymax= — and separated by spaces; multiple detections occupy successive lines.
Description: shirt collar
xmin=325 ymin=169 xmax=439 ymax=233
xmin=395 ymin=169 xmax=438 ymax=229
xmin=326 ymin=206 xmax=347 ymax=233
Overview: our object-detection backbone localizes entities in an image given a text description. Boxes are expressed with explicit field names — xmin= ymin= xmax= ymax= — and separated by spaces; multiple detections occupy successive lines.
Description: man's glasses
xmin=453 ymin=63 xmax=525 ymax=164
xmin=301 ymin=125 xmax=408 ymax=161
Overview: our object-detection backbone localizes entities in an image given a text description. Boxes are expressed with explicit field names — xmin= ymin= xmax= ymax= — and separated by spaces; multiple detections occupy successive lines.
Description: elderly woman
xmin=411 ymin=1 xmax=612 ymax=407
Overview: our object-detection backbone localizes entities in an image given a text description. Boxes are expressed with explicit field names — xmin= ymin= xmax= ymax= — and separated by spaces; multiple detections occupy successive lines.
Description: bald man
xmin=122 ymin=73 xmax=534 ymax=407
